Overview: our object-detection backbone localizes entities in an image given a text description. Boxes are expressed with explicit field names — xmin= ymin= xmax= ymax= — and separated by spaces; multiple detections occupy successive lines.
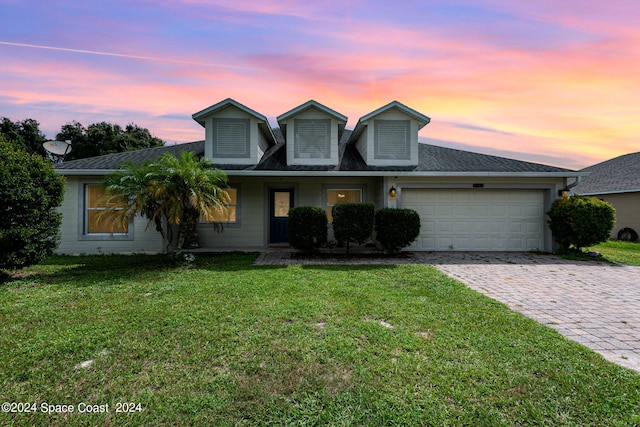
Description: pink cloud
xmin=2 ymin=1 xmax=639 ymax=169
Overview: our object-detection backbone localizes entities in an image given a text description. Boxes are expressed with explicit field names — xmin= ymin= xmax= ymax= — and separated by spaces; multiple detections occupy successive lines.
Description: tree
xmin=103 ymin=151 xmax=229 ymax=261
xmin=0 ymin=117 xmax=47 ymax=157
xmin=0 ymin=140 xmax=65 ymax=272
xmin=58 ymin=121 xmax=164 ymax=160
xmin=547 ymin=196 xmax=615 ymax=253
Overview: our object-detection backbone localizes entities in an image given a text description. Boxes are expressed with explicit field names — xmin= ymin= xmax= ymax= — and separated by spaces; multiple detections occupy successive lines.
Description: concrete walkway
xmin=254 ymin=251 xmax=640 ymax=373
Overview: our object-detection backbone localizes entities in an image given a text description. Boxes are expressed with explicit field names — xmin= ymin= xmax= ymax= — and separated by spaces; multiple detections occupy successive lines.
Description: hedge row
xmin=288 ymin=203 xmax=420 ymax=254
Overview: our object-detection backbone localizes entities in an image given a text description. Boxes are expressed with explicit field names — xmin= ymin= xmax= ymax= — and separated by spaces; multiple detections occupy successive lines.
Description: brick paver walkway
xmin=255 ymin=251 xmax=640 ymax=372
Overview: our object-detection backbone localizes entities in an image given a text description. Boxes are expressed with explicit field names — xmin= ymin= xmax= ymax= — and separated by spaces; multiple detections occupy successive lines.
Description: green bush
xmin=332 ymin=203 xmax=375 ymax=254
xmin=288 ymin=206 xmax=327 ymax=253
xmin=0 ymin=141 xmax=65 ymax=271
xmin=547 ymin=196 xmax=615 ymax=253
xmin=375 ymin=208 xmax=421 ymax=254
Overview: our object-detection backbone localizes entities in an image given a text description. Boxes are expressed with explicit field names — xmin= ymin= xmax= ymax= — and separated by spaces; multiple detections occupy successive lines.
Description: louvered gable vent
xmin=374 ymin=120 xmax=410 ymax=159
xmin=213 ymin=118 xmax=250 ymax=158
xmin=295 ymin=119 xmax=330 ymax=159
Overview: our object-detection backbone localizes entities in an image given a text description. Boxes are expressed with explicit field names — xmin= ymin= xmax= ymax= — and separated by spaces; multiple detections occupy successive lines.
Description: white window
xmin=374 ymin=120 xmax=410 ymax=159
xmin=295 ymin=119 xmax=330 ymax=159
xmin=201 ymin=187 xmax=240 ymax=226
xmin=326 ymin=189 xmax=362 ymax=222
xmin=84 ymin=184 xmax=128 ymax=235
xmin=212 ymin=118 xmax=250 ymax=158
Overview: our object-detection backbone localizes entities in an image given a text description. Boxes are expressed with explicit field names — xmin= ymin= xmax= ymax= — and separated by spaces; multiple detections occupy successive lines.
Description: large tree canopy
xmin=0 ymin=117 xmax=47 ymax=157
xmin=0 ymin=140 xmax=65 ymax=272
xmin=103 ymin=151 xmax=229 ymax=261
xmin=58 ymin=121 xmax=164 ymax=160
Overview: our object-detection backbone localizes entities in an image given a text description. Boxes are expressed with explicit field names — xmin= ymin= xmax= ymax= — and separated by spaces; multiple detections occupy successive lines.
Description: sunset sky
xmin=1 ymin=0 xmax=638 ymax=169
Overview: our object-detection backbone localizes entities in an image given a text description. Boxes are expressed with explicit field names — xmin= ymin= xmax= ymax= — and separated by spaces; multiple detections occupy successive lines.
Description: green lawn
xmin=1 ymin=253 xmax=638 ymax=426
xmin=589 ymin=240 xmax=640 ymax=266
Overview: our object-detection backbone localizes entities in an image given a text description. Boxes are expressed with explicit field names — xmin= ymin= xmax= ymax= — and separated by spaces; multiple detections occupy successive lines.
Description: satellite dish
xmin=43 ymin=140 xmax=72 ymax=163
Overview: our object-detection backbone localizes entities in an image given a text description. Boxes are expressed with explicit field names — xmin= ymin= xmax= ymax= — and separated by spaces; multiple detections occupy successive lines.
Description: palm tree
xmin=103 ymin=151 xmax=229 ymax=260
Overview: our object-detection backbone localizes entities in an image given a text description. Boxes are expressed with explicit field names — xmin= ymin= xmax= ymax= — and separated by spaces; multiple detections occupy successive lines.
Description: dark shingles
xmin=573 ymin=152 xmax=640 ymax=194
xmin=55 ymin=141 xmax=204 ymax=170
xmin=416 ymin=145 xmax=574 ymax=173
xmin=55 ymin=136 xmax=575 ymax=174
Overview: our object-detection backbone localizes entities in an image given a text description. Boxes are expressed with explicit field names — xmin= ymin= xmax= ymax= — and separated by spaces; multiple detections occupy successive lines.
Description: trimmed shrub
xmin=547 ymin=196 xmax=615 ymax=253
xmin=288 ymin=206 xmax=327 ymax=253
xmin=1 ymin=142 xmax=65 ymax=271
xmin=332 ymin=203 xmax=375 ymax=254
xmin=375 ymin=208 xmax=421 ymax=254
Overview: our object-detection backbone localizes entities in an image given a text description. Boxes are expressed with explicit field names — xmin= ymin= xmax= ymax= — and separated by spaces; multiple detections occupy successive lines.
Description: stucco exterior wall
xmin=197 ymin=176 xmax=382 ymax=249
xmin=56 ymin=176 xmax=165 ymax=255
xmin=592 ymin=192 xmax=640 ymax=238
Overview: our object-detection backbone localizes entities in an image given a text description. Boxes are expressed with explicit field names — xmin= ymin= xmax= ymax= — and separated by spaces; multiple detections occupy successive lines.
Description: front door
xmin=269 ymin=188 xmax=294 ymax=244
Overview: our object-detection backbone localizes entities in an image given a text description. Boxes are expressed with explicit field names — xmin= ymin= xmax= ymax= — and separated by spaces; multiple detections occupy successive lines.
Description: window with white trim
xmin=84 ymin=184 xmax=128 ymax=235
xmin=200 ymin=186 xmax=240 ymax=226
xmin=326 ymin=188 xmax=362 ymax=222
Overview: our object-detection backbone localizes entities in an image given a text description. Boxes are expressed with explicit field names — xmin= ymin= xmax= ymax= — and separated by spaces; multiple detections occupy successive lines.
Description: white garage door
xmin=403 ymin=189 xmax=545 ymax=251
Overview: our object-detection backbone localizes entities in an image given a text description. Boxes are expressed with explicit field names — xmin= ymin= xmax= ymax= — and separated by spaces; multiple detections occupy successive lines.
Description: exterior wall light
xmin=389 ymin=186 xmax=397 ymax=198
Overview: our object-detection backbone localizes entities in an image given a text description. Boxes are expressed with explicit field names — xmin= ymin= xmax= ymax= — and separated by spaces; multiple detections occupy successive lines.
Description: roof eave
xmin=575 ymin=188 xmax=640 ymax=196
xmin=56 ymin=169 xmax=120 ymax=176
xmin=219 ymin=170 xmax=587 ymax=178
xmin=57 ymin=169 xmax=584 ymax=178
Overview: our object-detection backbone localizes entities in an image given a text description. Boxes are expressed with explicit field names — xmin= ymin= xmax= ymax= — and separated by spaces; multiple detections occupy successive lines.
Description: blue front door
xmin=269 ymin=188 xmax=294 ymax=243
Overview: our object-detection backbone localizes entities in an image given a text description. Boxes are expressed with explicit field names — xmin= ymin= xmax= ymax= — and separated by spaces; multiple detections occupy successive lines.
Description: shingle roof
xmin=55 ymin=136 xmax=575 ymax=175
xmin=54 ymin=141 xmax=205 ymax=170
xmin=572 ymin=152 xmax=640 ymax=195
xmin=417 ymin=145 xmax=573 ymax=173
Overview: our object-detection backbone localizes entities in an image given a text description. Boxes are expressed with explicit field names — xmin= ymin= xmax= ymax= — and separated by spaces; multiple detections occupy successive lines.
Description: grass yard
xmin=1 ymin=253 xmax=638 ymax=426
xmin=589 ymin=240 xmax=640 ymax=266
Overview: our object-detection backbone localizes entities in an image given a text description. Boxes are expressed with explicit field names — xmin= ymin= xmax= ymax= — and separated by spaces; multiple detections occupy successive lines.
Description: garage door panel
xmin=526 ymin=221 xmax=541 ymax=233
xmin=439 ymin=221 xmax=455 ymax=232
xmin=457 ymin=221 xmax=472 ymax=232
xmin=473 ymin=221 xmax=490 ymax=233
xmin=404 ymin=189 xmax=544 ymax=251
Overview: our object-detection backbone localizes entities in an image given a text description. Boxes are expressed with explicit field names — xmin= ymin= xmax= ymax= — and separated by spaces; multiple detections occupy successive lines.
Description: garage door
xmin=402 ymin=189 xmax=544 ymax=251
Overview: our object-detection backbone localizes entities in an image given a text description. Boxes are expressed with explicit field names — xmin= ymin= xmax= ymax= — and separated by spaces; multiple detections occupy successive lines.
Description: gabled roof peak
xmin=358 ymin=100 xmax=430 ymax=125
xmin=276 ymin=100 xmax=347 ymax=124
xmin=192 ymin=98 xmax=270 ymax=126
xmin=347 ymin=101 xmax=431 ymax=144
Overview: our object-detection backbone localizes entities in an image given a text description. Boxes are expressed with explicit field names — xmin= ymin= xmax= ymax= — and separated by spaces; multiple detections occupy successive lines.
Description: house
xmin=54 ymin=98 xmax=584 ymax=254
xmin=572 ymin=152 xmax=640 ymax=239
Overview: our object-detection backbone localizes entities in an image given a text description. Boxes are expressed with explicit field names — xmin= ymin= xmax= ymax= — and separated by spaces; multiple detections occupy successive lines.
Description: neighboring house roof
xmin=55 ymin=136 xmax=578 ymax=177
xmin=191 ymin=98 xmax=277 ymax=147
xmin=572 ymin=152 xmax=640 ymax=195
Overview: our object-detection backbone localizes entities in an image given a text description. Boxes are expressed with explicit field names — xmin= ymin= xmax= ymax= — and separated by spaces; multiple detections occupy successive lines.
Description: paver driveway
xmin=425 ymin=252 xmax=640 ymax=373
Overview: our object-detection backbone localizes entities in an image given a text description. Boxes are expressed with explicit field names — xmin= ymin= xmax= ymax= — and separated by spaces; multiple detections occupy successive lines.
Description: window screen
xmin=85 ymin=184 xmax=128 ymax=234
xmin=202 ymin=188 xmax=238 ymax=223
xmin=326 ymin=189 xmax=362 ymax=222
